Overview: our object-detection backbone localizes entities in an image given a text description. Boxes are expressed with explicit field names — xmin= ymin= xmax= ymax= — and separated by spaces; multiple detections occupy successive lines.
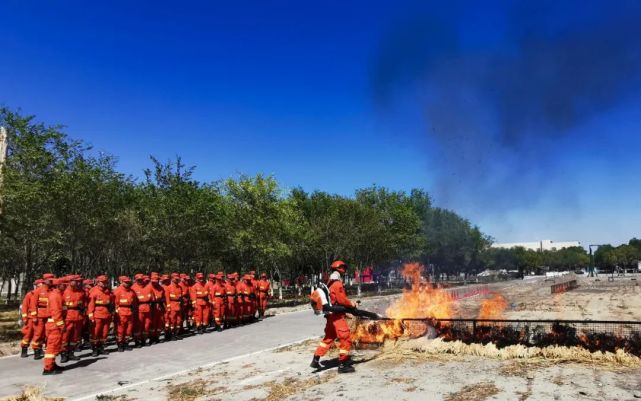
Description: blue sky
xmin=2 ymin=1 xmax=640 ymax=247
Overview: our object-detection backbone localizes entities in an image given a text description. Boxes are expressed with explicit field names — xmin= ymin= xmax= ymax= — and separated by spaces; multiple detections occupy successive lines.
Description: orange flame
xmin=385 ymin=263 xmax=456 ymax=319
xmin=477 ymin=293 xmax=508 ymax=320
xmin=352 ymin=262 xmax=455 ymax=344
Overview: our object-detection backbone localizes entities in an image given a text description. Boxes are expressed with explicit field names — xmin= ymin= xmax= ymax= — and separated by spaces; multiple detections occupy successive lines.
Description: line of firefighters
xmin=19 ymin=271 xmax=271 ymax=375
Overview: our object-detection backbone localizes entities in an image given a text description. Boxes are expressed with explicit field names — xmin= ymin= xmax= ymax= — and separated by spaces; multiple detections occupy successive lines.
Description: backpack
xmin=309 ymin=282 xmax=331 ymax=315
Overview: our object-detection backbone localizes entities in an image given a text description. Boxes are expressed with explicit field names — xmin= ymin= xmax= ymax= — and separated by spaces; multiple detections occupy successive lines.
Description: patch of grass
xmin=388 ymin=377 xmax=416 ymax=384
xmin=166 ymin=379 xmax=209 ymax=401
xmin=444 ymin=382 xmax=500 ymax=401
xmin=4 ymin=386 xmax=65 ymax=401
xmin=249 ymin=372 xmax=337 ymax=401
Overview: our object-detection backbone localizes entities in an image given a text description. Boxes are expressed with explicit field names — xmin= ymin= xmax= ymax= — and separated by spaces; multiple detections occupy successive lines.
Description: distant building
xmin=491 ymin=239 xmax=581 ymax=252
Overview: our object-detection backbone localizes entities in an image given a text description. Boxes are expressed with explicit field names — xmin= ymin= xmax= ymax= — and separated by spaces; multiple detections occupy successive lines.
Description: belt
xmin=138 ymin=301 xmax=151 ymax=304
xmin=118 ymin=304 xmax=132 ymax=308
xmin=66 ymin=306 xmax=82 ymax=310
xmin=259 ymin=290 xmax=268 ymax=293
xmin=95 ymin=304 xmax=110 ymax=308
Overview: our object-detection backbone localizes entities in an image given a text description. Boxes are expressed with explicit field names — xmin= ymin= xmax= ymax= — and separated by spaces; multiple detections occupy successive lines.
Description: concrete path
xmin=0 ymin=310 xmax=323 ymax=400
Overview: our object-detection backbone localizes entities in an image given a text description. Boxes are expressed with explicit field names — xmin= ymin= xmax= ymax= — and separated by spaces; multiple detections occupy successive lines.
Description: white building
xmin=491 ymin=239 xmax=581 ymax=252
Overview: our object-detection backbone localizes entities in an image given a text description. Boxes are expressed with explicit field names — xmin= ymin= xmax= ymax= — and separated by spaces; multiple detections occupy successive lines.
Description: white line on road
xmin=71 ymin=335 xmax=319 ymax=401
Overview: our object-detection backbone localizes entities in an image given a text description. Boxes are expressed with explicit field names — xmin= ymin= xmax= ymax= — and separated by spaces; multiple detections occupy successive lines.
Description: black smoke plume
xmin=373 ymin=1 xmax=641 ymax=214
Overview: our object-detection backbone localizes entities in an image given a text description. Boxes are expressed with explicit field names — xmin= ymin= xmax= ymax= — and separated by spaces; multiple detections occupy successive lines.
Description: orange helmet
xmin=330 ymin=260 xmax=347 ymax=273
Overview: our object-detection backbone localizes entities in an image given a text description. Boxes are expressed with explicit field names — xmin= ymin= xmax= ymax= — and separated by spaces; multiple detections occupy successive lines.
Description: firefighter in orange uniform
xmin=190 ymin=273 xmax=210 ymax=334
xmin=207 ymin=273 xmax=226 ymax=331
xmin=311 ymin=260 xmax=356 ymax=374
xmin=43 ymin=278 xmax=66 ymax=375
xmin=225 ymin=273 xmax=238 ymax=327
xmin=149 ymin=272 xmax=166 ymax=343
xmin=233 ymin=273 xmax=245 ymax=323
xmin=160 ymin=274 xmax=172 ymax=338
xmin=249 ymin=270 xmax=259 ymax=318
xmin=81 ymin=279 xmax=94 ymax=348
xmin=88 ymin=275 xmax=114 ymax=356
xmin=238 ymin=275 xmax=254 ymax=323
xmin=165 ymin=273 xmax=184 ymax=340
xmin=30 ymin=273 xmax=55 ymax=360
xmin=20 ymin=279 xmax=40 ymax=358
xmin=180 ymin=274 xmax=193 ymax=332
xmin=113 ymin=276 xmax=137 ymax=352
xmin=257 ymin=273 xmax=271 ymax=320
xmin=61 ymin=275 xmax=86 ymax=363
xmin=132 ymin=274 xmax=155 ymax=347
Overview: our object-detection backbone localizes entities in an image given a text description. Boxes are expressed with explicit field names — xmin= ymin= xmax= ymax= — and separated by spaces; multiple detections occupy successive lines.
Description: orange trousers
xmin=116 ymin=315 xmax=134 ymax=344
xmin=151 ymin=307 xmax=164 ymax=337
xmin=62 ymin=320 xmax=83 ymax=352
xmin=211 ymin=299 xmax=225 ymax=326
xmin=32 ymin=318 xmax=47 ymax=350
xmin=258 ymin=294 xmax=268 ymax=314
xmin=226 ymin=298 xmax=237 ymax=322
xmin=135 ymin=310 xmax=152 ymax=340
xmin=91 ymin=317 xmax=111 ymax=345
xmin=314 ymin=314 xmax=352 ymax=362
xmin=21 ymin=319 xmax=34 ymax=348
xmin=44 ymin=323 xmax=62 ymax=371
xmin=193 ymin=304 xmax=210 ymax=327
xmin=167 ymin=308 xmax=183 ymax=334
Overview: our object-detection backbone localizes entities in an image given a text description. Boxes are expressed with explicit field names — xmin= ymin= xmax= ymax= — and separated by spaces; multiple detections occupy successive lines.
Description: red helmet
xmin=330 ymin=260 xmax=347 ymax=273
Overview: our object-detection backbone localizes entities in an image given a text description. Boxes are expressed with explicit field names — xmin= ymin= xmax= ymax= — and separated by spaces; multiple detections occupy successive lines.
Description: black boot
xmin=217 ymin=325 xmax=223 ymax=332
xmin=310 ymin=356 xmax=321 ymax=369
xmin=99 ymin=344 xmax=109 ymax=354
xmin=60 ymin=352 xmax=69 ymax=363
xmin=91 ymin=346 xmax=99 ymax=357
xmin=34 ymin=349 xmax=44 ymax=360
xmin=338 ymin=362 xmax=355 ymax=374
xmin=118 ymin=344 xmax=125 ymax=352
xmin=42 ymin=369 xmax=62 ymax=375
xmin=135 ymin=340 xmax=143 ymax=348
xmin=164 ymin=332 xmax=172 ymax=342
xmin=68 ymin=351 xmax=80 ymax=361
xmin=21 ymin=347 xmax=29 ymax=358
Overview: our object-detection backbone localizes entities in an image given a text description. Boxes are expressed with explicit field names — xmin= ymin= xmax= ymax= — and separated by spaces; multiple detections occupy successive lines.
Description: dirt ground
xmin=87 ymin=276 xmax=641 ymax=401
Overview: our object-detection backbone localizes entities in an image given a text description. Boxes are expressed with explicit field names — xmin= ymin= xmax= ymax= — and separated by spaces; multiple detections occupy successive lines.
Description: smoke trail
xmin=373 ymin=1 xmax=641 ymax=214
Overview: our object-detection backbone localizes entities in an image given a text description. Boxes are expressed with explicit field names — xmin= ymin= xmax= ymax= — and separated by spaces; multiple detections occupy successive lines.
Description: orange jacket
xmin=225 ymin=280 xmax=237 ymax=302
xmin=113 ymin=285 xmax=138 ymax=316
xmin=329 ymin=280 xmax=355 ymax=309
xmin=257 ymin=279 xmax=271 ymax=296
xmin=150 ymin=283 xmax=165 ymax=311
xmin=88 ymin=286 xmax=114 ymax=320
xmin=63 ymin=287 xmax=87 ymax=321
xmin=21 ymin=290 xmax=34 ymax=321
xmin=237 ymin=281 xmax=254 ymax=301
xmin=132 ymin=283 xmax=155 ymax=313
xmin=31 ymin=284 xmax=51 ymax=318
xmin=165 ymin=283 xmax=183 ymax=312
xmin=207 ymin=281 xmax=226 ymax=302
xmin=47 ymin=288 xmax=65 ymax=329
xmin=190 ymin=282 xmax=209 ymax=306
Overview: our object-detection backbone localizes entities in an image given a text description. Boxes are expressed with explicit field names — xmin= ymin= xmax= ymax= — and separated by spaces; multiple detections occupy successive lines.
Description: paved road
xmin=0 ymin=310 xmax=322 ymax=400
